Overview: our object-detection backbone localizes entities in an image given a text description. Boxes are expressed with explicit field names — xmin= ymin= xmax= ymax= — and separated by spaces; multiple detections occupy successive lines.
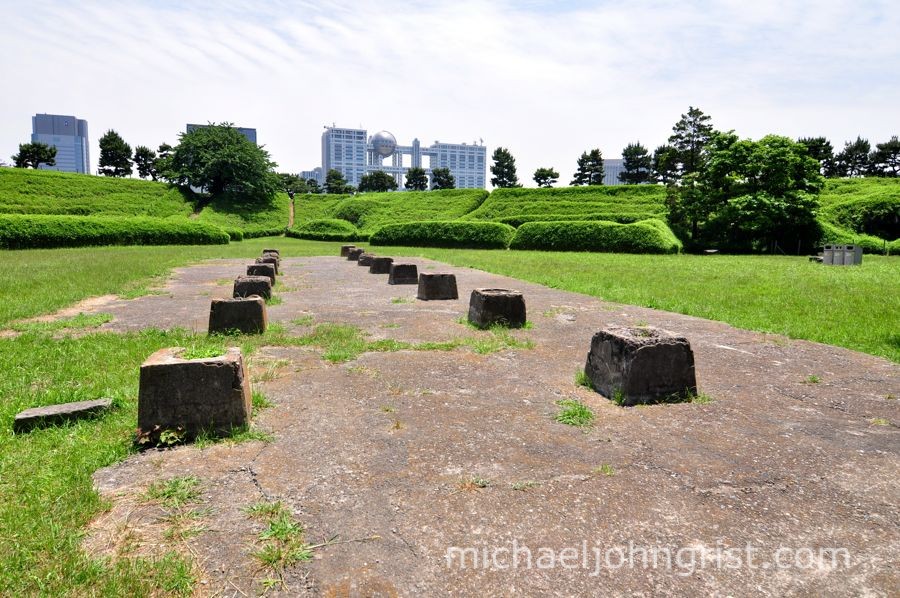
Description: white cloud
xmin=0 ymin=0 xmax=898 ymax=184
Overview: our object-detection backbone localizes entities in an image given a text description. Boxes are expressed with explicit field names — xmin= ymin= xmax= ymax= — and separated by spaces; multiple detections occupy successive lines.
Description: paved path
xmin=88 ymin=255 xmax=899 ymax=596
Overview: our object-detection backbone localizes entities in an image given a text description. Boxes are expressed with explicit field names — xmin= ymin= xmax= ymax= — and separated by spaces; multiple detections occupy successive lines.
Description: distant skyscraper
xmin=603 ymin=159 xmax=625 ymax=186
xmin=31 ymin=114 xmax=90 ymax=174
xmin=186 ymin=124 xmax=257 ymax=145
xmin=314 ymin=126 xmax=487 ymax=189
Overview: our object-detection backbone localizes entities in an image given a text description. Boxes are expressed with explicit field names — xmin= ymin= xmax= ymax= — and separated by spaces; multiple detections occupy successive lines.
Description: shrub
xmin=0 ymin=214 xmax=230 ymax=249
xmin=509 ymin=219 xmax=682 ymax=254
xmin=223 ymin=227 xmax=244 ymax=241
xmin=817 ymin=220 xmax=891 ymax=254
xmin=369 ymin=221 xmax=515 ymax=249
xmin=331 ymin=198 xmax=383 ymax=225
xmin=326 ymin=189 xmax=488 ymax=233
xmin=287 ymin=218 xmax=360 ymax=241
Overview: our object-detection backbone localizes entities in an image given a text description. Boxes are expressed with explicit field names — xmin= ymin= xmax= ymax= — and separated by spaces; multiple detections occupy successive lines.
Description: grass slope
xmin=196 ymin=192 xmax=290 ymax=236
xmin=0 ymin=168 xmax=194 ymax=218
xmin=292 ymin=189 xmax=488 ymax=236
xmin=462 ymin=185 xmax=667 ymax=225
xmin=818 ymin=178 xmax=900 ymax=242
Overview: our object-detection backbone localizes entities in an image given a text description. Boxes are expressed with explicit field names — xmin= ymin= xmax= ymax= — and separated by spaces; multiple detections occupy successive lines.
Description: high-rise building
xmin=186 ymin=124 xmax=257 ymax=145
xmin=31 ymin=114 xmax=90 ymax=174
xmin=314 ymin=126 xmax=486 ymax=189
xmin=603 ymin=159 xmax=625 ymax=186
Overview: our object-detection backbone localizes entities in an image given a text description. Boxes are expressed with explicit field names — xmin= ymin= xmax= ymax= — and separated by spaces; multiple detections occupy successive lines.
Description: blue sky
xmin=1 ymin=0 xmax=898 ymax=184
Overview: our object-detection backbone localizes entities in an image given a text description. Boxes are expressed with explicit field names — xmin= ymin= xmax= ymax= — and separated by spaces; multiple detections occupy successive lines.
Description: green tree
xmin=169 ymin=123 xmax=279 ymax=201
xmin=571 ymin=149 xmax=604 ymax=185
xmin=325 ymin=169 xmax=350 ymax=194
xmin=403 ymin=167 xmax=428 ymax=191
xmin=431 ymin=167 xmax=456 ymax=190
xmin=832 ymin=136 xmax=870 ymax=178
xmin=154 ymin=143 xmax=174 ymax=181
xmin=133 ymin=145 xmax=157 ymax=180
xmin=797 ymin=136 xmax=835 ymax=176
xmin=490 ymin=147 xmax=521 ymax=188
xmin=668 ymin=106 xmax=714 ymax=176
xmin=533 ymin=167 xmax=559 ymax=188
xmin=278 ymin=173 xmax=309 ymax=194
xmin=98 ymin=130 xmax=133 ymax=177
xmin=869 ymin=136 xmax=900 ymax=177
xmin=667 ymin=131 xmax=823 ymax=252
xmin=360 ymin=170 xmax=399 ymax=192
xmin=306 ymin=178 xmax=323 ymax=194
xmin=11 ymin=142 xmax=56 ymax=169
xmin=651 ymin=145 xmax=679 ymax=184
xmin=619 ymin=142 xmax=652 ymax=184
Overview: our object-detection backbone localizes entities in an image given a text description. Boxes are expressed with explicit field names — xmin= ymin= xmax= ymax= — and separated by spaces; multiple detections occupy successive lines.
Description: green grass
xmin=575 ymin=371 xmax=594 ymax=389
xmin=0 ymin=168 xmax=196 ymax=218
xmin=145 ymin=476 xmax=202 ymax=509
xmin=9 ymin=312 xmax=112 ymax=333
xmin=554 ymin=399 xmax=595 ymax=427
xmin=196 ymin=192 xmax=290 ymax=236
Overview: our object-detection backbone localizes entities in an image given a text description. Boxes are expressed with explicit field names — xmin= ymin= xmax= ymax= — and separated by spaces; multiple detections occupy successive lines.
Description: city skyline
xmin=1 ymin=1 xmax=898 ymax=187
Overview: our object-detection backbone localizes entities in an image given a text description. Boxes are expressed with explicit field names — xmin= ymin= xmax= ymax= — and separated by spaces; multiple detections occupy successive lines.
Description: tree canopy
xmin=325 ymin=169 xmax=352 ymax=194
xmin=361 ymin=170 xmax=399 ymax=192
xmin=619 ymin=142 xmax=652 ymax=184
xmin=12 ymin=142 xmax=56 ymax=169
xmin=133 ymin=145 xmax=157 ymax=180
xmin=533 ymin=167 xmax=559 ymax=188
xmin=98 ymin=130 xmax=133 ymax=177
xmin=431 ymin=167 xmax=456 ymax=190
xmin=651 ymin=145 xmax=679 ymax=184
xmin=403 ymin=167 xmax=428 ymax=191
xmin=168 ymin=123 xmax=279 ymax=201
xmin=490 ymin=147 xmax=521 ymax=188
xmin=571 ymin=149 xmax=604 ymax=185
xmin=668 ymin=106 xmax=714 ymax=177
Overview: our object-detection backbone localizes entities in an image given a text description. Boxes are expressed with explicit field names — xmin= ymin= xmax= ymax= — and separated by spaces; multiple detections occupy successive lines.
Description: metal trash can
xmin=841 ymin=245 xmax=863 ymax=265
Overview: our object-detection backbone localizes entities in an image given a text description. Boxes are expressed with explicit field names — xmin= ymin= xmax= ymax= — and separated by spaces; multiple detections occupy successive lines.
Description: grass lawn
xmin=0 ymin=237 xmax=897 ymax=595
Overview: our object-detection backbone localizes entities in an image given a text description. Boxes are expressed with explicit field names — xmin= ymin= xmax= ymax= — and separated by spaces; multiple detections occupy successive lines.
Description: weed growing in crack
xmin=555 ymin=399 xmax=594 ymax=427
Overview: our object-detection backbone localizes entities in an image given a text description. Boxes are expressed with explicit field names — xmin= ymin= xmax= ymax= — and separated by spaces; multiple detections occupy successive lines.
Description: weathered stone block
xmin=340 ymin=245 xmax=357 ymax=257
xmin=358 ymin=253 xmax=376 ymax=266
xmin=347 ymin=248 xmax=364 ymax=261
xmin=369 ymin=256 xmax=394 ymax=274
xmin=233 ymin=275 xmax=272 ymax=300
xmin=255 ymin=256 xmax=279 ymax=274
xmin=14 ymin=398 xmax=112 ymax=433
xmin=138 ymin=347 xmax=251 ymax=438
xmin=468 ymin=288 xmax=526 ymax=329
xmin=209 ymin=296 xmax=267 ymax=334
xmin=388 ymin=263 xmax=418 ymax=285
xmin=247 ymin=263 xmax=276 ymax=285
xmin=262 ymin=248 xmax=280 ymax=257
xmin=584 ymin=325 xmax=697 ymax=406
xmin=417 ymin=273 xmax=458 ymax=300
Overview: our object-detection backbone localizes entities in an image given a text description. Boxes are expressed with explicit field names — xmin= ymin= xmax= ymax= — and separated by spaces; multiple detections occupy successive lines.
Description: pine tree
xmin=490 ymin=147 xmax=521 ymax=188
xmin=571 ymin=149 xmax=604 ymax=185
xmin=619 ymin=142 xmax=652 ymax=184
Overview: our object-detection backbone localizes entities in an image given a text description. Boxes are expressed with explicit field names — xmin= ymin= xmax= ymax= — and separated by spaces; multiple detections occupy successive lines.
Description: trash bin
xmin=823 ymin=245 xmax=836 ymax=265
xmin=841 ymin=245 xmax=863 ymax=265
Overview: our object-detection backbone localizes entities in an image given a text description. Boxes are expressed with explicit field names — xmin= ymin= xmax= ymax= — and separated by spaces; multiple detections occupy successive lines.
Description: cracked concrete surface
xmin=86 ymin=255 xmax=899 ymax=596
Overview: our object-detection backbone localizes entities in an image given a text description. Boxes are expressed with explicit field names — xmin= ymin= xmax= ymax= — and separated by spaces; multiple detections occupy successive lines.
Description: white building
xmin=313 ymin=126 xmax=486 ymax=189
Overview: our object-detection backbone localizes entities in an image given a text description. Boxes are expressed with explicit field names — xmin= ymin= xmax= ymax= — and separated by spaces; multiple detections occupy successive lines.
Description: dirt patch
xmin=87 ymin=256 xmax=899 ymax=596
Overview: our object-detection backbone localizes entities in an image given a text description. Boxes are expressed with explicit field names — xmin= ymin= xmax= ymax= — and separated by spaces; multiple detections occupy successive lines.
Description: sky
xmin=1 ymin=0 xmax=899 ymax=186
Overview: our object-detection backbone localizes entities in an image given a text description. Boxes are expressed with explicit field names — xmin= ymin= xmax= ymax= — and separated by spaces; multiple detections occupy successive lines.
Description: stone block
xmin=468 ymin=288 xmax=526 ymax=329
xmin=347 ymin=248 xmax=364 ymax=261
xmin=262 ymin=248 xmax=280 ymax=257
xmin=417 ymin=273 xmax=458 ymax=300
xmin=233 ymin=275 xmax=272 ymax=300
xmin=138 ymin=347 xmax=252 ymax=438
xmin=388 ymin=263 xmax=418 ymax=285
xmin=369 ymin=257 xmax=394 ymax=274
xmin=340 ymin=245 xmax=357 ymax=257
xmin=358 ymin=253 xmax=376 ymax=266
xmin=584 ymin=325 xmax=697 ymax=406
xmin=247 ymin=263 xmax=276 ymax=285
xmin=13 ymin=398 xmax=112 ymax=433
xmin=255 ymin=255 xmax=279 ymax=274
xmin=209 ymin=296 xmax=267 ymax=334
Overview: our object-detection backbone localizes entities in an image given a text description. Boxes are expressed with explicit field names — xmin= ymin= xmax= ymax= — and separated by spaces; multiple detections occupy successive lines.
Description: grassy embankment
xmin=0 ymin=238 xmax=897 ymax=595
xmin=0 ymin=168 xmax=290 ymax=239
